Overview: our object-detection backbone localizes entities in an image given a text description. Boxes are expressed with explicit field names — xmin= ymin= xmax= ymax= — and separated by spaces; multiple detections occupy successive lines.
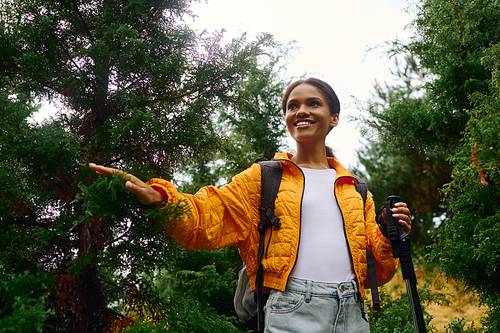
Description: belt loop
xmin=305 ymin=280 xmax=312 ymax=303
xmin=352 ymin=280 xmax=358 ymax=295
xmin=337 ymin=283 xmax=343 ymax=300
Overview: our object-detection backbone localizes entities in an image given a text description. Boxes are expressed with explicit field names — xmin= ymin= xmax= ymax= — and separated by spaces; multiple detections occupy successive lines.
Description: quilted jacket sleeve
xmin=364 ymin=191 xmax=399 ymax=287
xmin=147 ymin=163 xmax=261 ymax=251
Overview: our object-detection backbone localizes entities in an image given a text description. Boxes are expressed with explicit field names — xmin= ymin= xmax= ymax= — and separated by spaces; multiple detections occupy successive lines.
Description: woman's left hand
xmin=380 ymin=202 xmax=412 ymax=234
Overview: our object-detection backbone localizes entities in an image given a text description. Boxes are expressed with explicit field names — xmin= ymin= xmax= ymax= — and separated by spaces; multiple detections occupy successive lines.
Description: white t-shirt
xmin=289 ymin=167 xmax=356 ymax=283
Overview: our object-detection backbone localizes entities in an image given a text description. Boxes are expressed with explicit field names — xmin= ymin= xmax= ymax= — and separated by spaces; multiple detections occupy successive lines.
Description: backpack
xmin=233 ymin=160 xmax=380 ymax=332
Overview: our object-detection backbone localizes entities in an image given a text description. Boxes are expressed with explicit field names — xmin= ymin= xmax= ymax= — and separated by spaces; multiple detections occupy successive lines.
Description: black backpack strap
xmin=366 ymin=247 xmax=381 ymax=311
xmin=353 ymin=175 xmax=367 ymax=207
xmin=258 ymin=160 xmax=283 ymax=232
xmin=352 ymin=175 xmax=381 ymax=312
xmin=256 ymin=160 xmax=282 ymax=332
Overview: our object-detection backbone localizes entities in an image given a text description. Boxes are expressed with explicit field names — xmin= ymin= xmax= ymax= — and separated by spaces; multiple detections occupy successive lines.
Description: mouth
xmin=294 ymin=120 xmax=315 ymax=127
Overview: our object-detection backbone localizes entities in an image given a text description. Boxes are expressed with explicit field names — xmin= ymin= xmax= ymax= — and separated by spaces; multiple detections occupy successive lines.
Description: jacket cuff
xmin=147 ymin=178 xmax=173 ymax=207
xmin=378 ymin=222 xmax=389 ymax=239
xmin=375 ymin=225 xmax=391 ymax=244
xmin=376 ymin=209 xmax=390 ymax=239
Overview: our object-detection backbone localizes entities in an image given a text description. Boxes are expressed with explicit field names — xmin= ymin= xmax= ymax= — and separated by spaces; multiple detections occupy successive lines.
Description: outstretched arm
xmin=88 ymin=163 xmax=166 ymax=206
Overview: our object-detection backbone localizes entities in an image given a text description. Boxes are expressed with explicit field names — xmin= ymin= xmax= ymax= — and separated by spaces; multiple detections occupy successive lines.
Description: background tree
xmin=353 ymin=54 xmax=449 ymax=259
xmin=0 ymin=0 xmax=278 ymax=332
xmin=176 ymin=44 xmax=294 ymax=189
xmin=357 ymin=0 xmax=500 ymax=330
xmin=154 ymin=45 xmax=294 ymax=332
xmin=430 ymin=42 xmax=500 ymax=332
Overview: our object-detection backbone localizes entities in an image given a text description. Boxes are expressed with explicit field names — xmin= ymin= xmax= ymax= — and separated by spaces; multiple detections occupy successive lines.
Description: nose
xmin=296 ymin=105 xmax=310 ymax=117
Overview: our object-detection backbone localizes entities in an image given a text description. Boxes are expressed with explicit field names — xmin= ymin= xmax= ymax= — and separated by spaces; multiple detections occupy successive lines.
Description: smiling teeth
xmin=296 ymin=121 xmax=312 ymax=126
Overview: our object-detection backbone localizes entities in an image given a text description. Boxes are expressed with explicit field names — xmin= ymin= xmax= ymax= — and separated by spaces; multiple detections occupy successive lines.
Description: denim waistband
xmin=285 ymin=277 xmax=358 ymax=302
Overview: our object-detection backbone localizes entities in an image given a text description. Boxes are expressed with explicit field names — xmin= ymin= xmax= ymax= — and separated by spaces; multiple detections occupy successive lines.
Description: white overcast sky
xmin=186 ymin=0 xmax=414 ymax=168
xmin=38 ymin=0 xmax=414 ymax=169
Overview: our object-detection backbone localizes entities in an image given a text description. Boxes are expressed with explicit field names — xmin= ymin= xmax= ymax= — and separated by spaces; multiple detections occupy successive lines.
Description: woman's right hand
xmin=88 ymin=163 xmax=165 ymax=206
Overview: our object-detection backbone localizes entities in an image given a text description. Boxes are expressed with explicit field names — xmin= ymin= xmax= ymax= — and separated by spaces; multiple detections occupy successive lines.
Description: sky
xmin=186 ymin=0 xmax=415 ymax=168
xmin=38 ymin=0 xmax=415 ymax=169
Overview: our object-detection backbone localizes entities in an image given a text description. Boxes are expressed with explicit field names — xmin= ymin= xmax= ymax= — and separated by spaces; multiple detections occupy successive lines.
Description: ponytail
xmin=325 ymin=146 xmax=335 ymax=158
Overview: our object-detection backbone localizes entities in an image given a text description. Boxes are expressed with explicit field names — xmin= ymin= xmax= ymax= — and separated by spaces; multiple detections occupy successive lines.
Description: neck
xmin=291 ymin=142 xmax=331 ymax=169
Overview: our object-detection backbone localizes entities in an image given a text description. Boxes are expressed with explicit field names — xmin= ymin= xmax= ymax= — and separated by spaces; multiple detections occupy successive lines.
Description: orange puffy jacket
xmin=148 ymin=152 xmax=398 ymax=298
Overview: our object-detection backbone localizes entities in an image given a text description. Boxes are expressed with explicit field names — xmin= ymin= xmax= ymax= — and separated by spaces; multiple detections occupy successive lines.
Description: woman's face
xmin=284 ymin=84 xmax=339 ymax=145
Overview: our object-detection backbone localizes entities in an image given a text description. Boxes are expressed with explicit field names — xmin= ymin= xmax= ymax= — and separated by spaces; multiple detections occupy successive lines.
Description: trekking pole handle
xmin=385 ymin=195 xmax=403 ymax=243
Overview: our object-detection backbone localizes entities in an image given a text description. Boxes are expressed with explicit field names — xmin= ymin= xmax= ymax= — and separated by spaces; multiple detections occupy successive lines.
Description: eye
xmin=287 ymin=103 xmax=298 ymax=111
xmin=310 ymin=100 xmax=321 ymax=107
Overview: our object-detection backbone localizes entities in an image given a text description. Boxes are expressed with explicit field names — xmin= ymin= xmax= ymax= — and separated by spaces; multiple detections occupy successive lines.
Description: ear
xmin=330 ymin=113 xmax=340 ymax=128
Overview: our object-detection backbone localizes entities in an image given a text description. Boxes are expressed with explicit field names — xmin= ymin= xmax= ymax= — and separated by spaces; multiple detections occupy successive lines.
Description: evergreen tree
xmin=158 ymin=45 xmax=294 ymax=332
xmin=0 ymin=0 xmax=275 ymax=332
xmin=176 ymin=43 xmax=295 ymax=191
xmin=358 ymin=0 xmax=500 ymax=330
xmin=354 ymin=55 xmax=449 ymax=259
xmin=431 ymin=42 xmax=500 ymax=332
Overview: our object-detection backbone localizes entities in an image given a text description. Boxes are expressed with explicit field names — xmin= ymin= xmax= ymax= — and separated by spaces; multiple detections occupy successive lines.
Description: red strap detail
xmin=336 ymin=177 xmax=355 ymax=186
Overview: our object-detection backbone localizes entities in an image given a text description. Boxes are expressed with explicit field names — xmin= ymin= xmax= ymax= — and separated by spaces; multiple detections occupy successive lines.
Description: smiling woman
xmin=90 ymin=77 xmax=413 ymax=333
xmin=282 ymin=78 xmax=340 ymax=168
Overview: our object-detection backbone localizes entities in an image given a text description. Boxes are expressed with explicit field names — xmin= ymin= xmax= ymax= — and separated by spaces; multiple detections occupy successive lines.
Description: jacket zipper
xmin=271 ymin=158 xmax=305 ymax=279
xmin=334 ymin=175 xmax=363 ymax=300
xmin=266 ymin=159 xmax=362 ymax=298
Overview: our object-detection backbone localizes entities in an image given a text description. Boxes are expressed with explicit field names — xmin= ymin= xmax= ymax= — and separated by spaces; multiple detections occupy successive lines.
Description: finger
xmin=89 ymin=163 xmax=112 ymax=176
xmin=392 ymin=210 xmax=412 ymax=231
xmin=398 ymin=220 xmax=411 ymax=233
xmin=390 ymin=210 xmax=410 ymax=219
xmin=125 ymin=181 xmax=134 ymax=191
xmin=124 ymin=180 xmax=142 ymax=197
xmin=393 ymin=202 xmax=411 ymax=220
xmin=394 ymin=206 xmax=411 ymax=215
xmin=123 ymin=178 xmax=148 ymax=193
xmin=391 ymin=211 xmax=411 ymax=223
xmin=124 ymin=180 xmax=147 ymax=194
xmin=394 ymin=203 xmax=411 ymax=214
xmin=394 ymin=202 xmax=407 ymax=208
xmin=125 ymin=180 xmax=161 ymax=205
xmin=89 ymin=163 xmax=128 ymax=178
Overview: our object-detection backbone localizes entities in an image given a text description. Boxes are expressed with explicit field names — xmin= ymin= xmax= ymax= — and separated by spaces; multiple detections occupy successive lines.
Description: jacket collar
xmin=272 ymin=152 xmax=354 ymax=179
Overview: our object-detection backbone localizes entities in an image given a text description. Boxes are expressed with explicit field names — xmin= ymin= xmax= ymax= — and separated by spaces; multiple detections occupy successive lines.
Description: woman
xmin=89 ymin=77 xmax=411 ymax=332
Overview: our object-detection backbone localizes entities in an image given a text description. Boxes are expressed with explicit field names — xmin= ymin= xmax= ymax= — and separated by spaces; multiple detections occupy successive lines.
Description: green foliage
xmin=0 ymin=270 xmax=54 ymax=333
xmin=175 ymin=264 xmax=237 ymax=308
xmin=166 ymin=247 xmax=241 ymax=316
xmin=430 ymin=41 xmax=500 ymax=332
xmin=122 ymin=247 xmax=243 ymax=332
xmin=401 ymin=0 xmax=500 ymax=152
xmin=217 ymin=44 xmax=294 ymax=177
xmin=0 ymin=0 xmax=279 ymax=331
xmin=366 ymin=283 xmax=441 ymax=333
xmin=353 ymin=56 xmax=449 ymax=260
xmin=160 ymin=45 xmax=295 ymax=332
xmin=444 ymin=318 xmax=484 ymax=333
xmin=175 ymin=43 xmax=294 ymax=192
xmin=124 ymin=298 xmax=240 ymax=333
xmin=358 ymin=0 xmax=500 ymax=330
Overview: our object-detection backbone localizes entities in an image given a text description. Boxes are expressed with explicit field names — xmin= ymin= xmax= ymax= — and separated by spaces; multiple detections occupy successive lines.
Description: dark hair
xmin=281 ymin=78 xmax=340 ymax=116
xmin=325 ymin=146 xmax=335 ymax=158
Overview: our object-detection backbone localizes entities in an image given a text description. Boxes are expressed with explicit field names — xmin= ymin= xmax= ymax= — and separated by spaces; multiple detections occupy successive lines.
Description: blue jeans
xmin=264 ymin=277 xmax=370 ymax=333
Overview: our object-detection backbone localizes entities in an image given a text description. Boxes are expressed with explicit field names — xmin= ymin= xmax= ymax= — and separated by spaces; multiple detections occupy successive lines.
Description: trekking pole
xmin=385 ymin=195 xmax=427 ymax=333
